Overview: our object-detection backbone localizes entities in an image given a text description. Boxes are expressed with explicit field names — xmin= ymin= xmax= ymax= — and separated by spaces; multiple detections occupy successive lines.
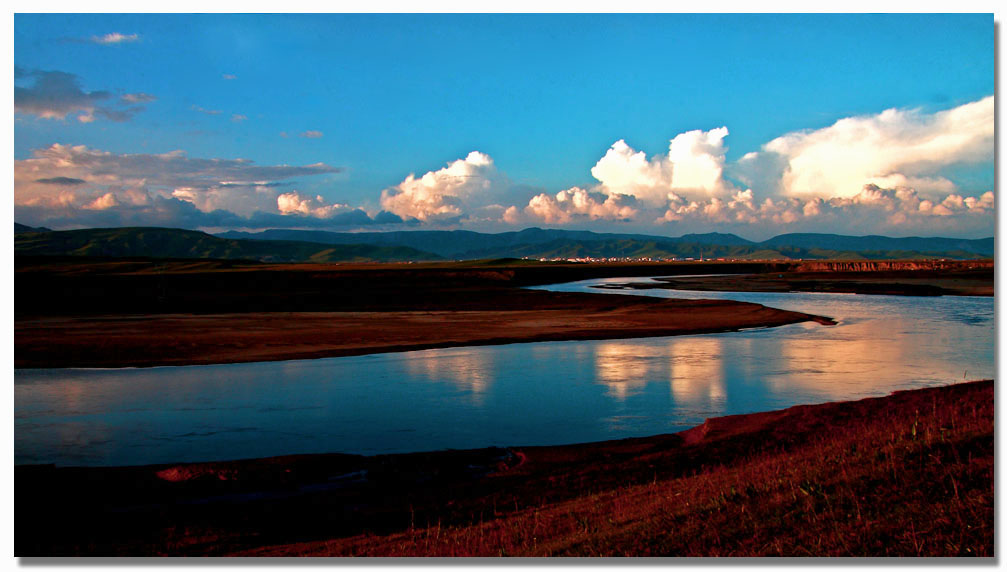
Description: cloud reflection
xmin=593 ymin=343 xmax=660 ymax=400
xmin=668 ymin=337 xmax=727 ymax=406
xmin=402 ymin=349 xmax=495 ymax=405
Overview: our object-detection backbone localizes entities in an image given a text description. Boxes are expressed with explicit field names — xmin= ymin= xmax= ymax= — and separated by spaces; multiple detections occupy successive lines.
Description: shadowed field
xmin=608 ymin=263 xmax=992 ymax=297
xmin=16 ymin=380 xmax=992 ymax=557
xmin=15 ymin=300 xmax=830 ymax=368
xmin=15 ymin=258 xmax=988 ymax=368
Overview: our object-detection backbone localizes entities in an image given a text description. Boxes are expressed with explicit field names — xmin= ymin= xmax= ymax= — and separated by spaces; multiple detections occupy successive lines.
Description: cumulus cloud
xmin=15 ymin=91 xmax=992 ymax=239
xmin=503 ymin=126 xmax=733 ymax=227
xmin=655 ymin=184 xmax=994 ymax=236
xmin=590 ymin=140 xmax=674 ymax=205
xmin=736 ymin=96 xmax=994 ymax=199
xmin=666 ymin=127 xmax=730 ymax=193
xmin=276 ymin=191 xmax=353 ymax=218
xmin=591 ymin=127 xmax=732 ymax=206
xmin=501 ymin=98 xmax=991 ymax=236
xmin=14 ymin=144 xmax=351 ymax=228
xmin=380 ymin=151 xmax=507 ymax=223
xmin=232 ymin=114 xmax=248 ymax=122
xmin=524 ymin=187 xmax=638 ymax=224
xmin=83 ymin=192 xmax=120 ymax=210
xmin=91 ymin=32 xmax=140 ymax=45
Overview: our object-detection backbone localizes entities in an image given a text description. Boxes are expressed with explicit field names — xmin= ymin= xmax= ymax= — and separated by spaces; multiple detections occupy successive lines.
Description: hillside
xmin=15 ymin=224 xmax=993 ymax=263
xmin=13 ymin=227 xmax=441 ymax=263
xmin=761 ymin=233 xmax=993 ymax=257
xmin=218 ymin=227 xmax=992 ymax=261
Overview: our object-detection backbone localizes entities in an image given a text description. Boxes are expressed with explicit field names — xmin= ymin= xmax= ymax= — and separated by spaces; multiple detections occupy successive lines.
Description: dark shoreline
xmin=597 ymin=266 xmax=993 ymax=297
xmin=16 ymin=380 xmax=993 ymax=556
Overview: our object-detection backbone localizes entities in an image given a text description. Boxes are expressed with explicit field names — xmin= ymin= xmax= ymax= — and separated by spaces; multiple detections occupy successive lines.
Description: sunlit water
xmin=15 ymin=276 xmax=994 ymax=467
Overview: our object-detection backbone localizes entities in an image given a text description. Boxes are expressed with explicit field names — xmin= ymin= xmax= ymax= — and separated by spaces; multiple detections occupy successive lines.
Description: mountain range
xmin=15 ymin=224 xmax=993 ymax=263
xmin=14 ymin=226 xmax=441 ymax=263
xmin=216 ymin=227 xmax=993 ymax=261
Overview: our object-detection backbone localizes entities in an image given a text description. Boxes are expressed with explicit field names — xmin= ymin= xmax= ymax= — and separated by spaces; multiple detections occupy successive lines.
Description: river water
xmin=15 ymin=277 xmax=994 ymax=467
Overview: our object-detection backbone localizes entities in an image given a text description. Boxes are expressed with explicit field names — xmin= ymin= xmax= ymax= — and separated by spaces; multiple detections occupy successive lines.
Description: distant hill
xmin=14 ymin=227 xmax=442 ymax=263
xmin=218 ymin=227 xmax=992 ymax=261
xmin=216 ymin=227 xmax=694 ymax=258
xmin=15 ymin=222 xmax=51 ymax=234
xmin=677 ymin=232 xmax=755 ymax=247
xmin=14 ymin=223 xmax=992 ymax=263
xmin=761 ymin=233 xmax=993 ymax=257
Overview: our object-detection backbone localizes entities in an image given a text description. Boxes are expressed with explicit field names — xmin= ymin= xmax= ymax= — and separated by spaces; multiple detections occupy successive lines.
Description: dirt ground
xmin=15 ymin=297 xmax=831 ymax=368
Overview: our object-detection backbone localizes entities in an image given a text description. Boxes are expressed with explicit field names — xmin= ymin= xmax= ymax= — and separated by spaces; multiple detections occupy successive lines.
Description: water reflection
xmin=402 ymin=349 xmax=495 ymax=405
xmin=594 ymin=343 xmax=656 ymax=400
xmin=15 ymin=279 xmax=994 ymax=467
xmin=669 ymin=337 xmax=727 ymax=407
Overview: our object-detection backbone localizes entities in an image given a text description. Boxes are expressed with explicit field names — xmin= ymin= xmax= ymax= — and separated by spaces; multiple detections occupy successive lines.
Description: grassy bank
xmin=16 ymin=380 xmax=992 ymax=557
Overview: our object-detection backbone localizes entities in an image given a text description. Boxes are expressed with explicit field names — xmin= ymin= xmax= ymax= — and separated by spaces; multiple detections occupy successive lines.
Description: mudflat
xmin=15 ymin=297 xmax=831 ymax=368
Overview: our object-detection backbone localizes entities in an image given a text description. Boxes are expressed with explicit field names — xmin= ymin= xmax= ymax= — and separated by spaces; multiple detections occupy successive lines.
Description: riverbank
xmin=601 ymin=266 xmax=993 ymax=297
xmin=17 ymin=258 xmax=990 ymax=368
xmin=15 ymin=296 xmax=832 ymax=368
xmin=16 ymin=380 xmax=992 ymax=556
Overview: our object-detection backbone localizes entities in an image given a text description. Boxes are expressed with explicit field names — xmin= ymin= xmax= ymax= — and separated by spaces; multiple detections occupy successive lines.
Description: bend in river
xmin=15 ymin=276 xmax=993 ymax=467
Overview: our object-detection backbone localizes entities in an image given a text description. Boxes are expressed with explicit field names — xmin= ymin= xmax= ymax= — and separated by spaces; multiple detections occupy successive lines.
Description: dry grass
xmin=243 ymin=381 xmax=992 ymax=557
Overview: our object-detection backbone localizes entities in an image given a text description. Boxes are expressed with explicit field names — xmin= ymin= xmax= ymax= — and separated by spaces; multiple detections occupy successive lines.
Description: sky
xmin=12 ymin=13 xmax=995 ymax=239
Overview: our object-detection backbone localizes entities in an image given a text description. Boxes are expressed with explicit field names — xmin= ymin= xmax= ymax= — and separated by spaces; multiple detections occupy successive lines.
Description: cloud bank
xmin=14 ymin=96 xmax=993 ymax=238
xmin=736 ymin=96 xmax=994 ymax=199
xmin=13 ymin=144 xmax=369 ymax=230
xmin=513 ymin=97 xmax=993 ymax=237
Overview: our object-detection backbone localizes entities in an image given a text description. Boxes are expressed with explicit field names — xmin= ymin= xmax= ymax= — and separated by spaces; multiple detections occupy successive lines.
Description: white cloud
xmin=655 ymin=184 xmax=993 ymax=235
xmin=83 ymin=192 xmax=120 ymax=210
xmin=590 ymin=127 xmax=732 ymax=206
xmin=14 ymin=92 xmax=993 ymax=239
xmin=380 ymin=151 xmax=502 ymax=223
xmin=737 ymin=96 xmax=994 ymax=199
xmin=300 ymin=130 xmax=324 ymax=138
xmin=276 ymin=191 xmax=352 ymax=218
xmin=524 ymin=187 xmax=638 ymax=224
xmin=666 ymin=127 xmax=730 ymax=193
xmin=590 ymin=140 xmax=674 ymax=206
xmin=91 ymin=33 xmax=140 ymax=45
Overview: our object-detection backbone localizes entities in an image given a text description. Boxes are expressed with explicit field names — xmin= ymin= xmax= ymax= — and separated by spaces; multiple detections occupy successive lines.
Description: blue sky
xmin=13 ymin=13 xmax=995 ymax=238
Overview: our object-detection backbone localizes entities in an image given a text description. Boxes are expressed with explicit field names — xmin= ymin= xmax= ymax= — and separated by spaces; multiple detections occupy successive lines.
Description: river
xmin=15 ymin=277 xmax=993 ymax=467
